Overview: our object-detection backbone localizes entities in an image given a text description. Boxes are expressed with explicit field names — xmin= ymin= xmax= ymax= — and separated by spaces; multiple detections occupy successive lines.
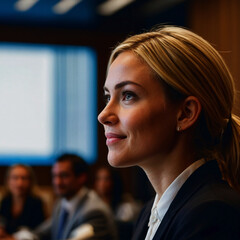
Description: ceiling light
xmin=15 ymin=0 xmax=39 ymax=11
xmin=53 ymin=0 xmax=82 ymax=15
xmin=98 ymin=0 xmax=135 ymax=16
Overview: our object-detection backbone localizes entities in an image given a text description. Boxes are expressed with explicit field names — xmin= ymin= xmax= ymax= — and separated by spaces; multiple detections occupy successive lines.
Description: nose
xmin=14 ymin=177 xmax=23 ymax=186
xmin=53 ymin=175 xmax=61 ymax=187
xmin=98 ymin=104 xmax=118 ymax=126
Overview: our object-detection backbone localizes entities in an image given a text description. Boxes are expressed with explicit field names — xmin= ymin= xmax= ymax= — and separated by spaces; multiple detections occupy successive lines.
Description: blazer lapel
xmin=52 ymin=201 xmax=62 ymax=240
xmin=131 ymin=199 xmax=153 ymax=240
xmin=62 ymin=191 xmax=89 ymax=240
xmin=153 ymin=160 xmax=222 ymax=240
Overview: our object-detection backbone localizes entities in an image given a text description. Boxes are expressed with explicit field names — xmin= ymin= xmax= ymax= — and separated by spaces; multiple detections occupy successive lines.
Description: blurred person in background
xmin=35 ymin=153 xmax=117 ymax=240
xmin=94 ymin=166 xmax=141 ymax=222
xmin=94 ymin=166 xmax=141 ymax=240
xmin=0 ymin=164 xmax=45 ymax=239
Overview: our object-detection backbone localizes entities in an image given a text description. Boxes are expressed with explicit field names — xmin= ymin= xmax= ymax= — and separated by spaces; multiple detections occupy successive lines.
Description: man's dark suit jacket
xmin=132 ymin=160 xmax=240 ymax=240
xmin=35 ymin=188 xmax=117 ymax=240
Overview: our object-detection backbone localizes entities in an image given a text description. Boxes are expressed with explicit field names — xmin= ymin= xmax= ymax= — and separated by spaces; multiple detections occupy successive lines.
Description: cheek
xmin=66 ymin=177 xmax=76 ymax=187
xmin=122 ymin=106 xmax=164 ymax=136
xmin=8 ymin=180 xmax=16 ymax=188
xmin=121 ymin=107 xmax=149 ymax=129
xmin=127 ymin=106 xmax=177 ymax=151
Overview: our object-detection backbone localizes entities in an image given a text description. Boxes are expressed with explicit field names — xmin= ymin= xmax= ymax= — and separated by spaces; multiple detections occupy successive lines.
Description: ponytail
xmin=219 ymin=114 xmax=240 ymax=191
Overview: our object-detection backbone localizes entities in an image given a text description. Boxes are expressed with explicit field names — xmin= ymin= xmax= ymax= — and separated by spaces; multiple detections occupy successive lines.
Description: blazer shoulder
xmin=78 ymin=190 xmax=112 ymax=215
xmin=168 ymin=199 xmax=240 ymax=240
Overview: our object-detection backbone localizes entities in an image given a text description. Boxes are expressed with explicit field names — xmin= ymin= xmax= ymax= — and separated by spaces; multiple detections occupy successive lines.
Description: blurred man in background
xmin=35 ymin=153 xmax=117 ymax=240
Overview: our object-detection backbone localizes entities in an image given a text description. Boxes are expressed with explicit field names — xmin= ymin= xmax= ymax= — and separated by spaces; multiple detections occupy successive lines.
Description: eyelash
xmin=122 ymin=91 xmax=137 ymax=101
xmin=103 ymin=91 xmax=137 ymax=104
xmin=103 ymin=93 xmax=110 ymax=104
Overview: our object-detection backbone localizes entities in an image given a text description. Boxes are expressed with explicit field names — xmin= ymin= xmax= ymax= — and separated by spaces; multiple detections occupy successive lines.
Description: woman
xmin=98 ymin=26 xmax=240 ymax=239
xmin=94 ymin=166 xmax=142 ymax=240
xmin=0 ymin=164 xmax=45 ymax=237
xmin=94 ymin=166 xmax=141 ymax=221
xmin=94 ymin=166 xmax=123 ymax=212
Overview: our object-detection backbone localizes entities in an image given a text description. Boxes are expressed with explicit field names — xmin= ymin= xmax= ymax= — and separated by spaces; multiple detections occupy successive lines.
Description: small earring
xmin=177 ymin=126 xmax=181 ymax=131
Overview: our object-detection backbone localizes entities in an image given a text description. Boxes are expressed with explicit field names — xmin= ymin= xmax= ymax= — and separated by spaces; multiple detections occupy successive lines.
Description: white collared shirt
xmin=145 ymin=159 xmax=206 ymax=240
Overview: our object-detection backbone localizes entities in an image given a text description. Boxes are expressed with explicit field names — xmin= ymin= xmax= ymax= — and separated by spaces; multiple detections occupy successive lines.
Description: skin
xmin=52 ymin=160 xmax=83 ymax=200
xmin=98 ymin=51 xmax=201 ymax=196
xmin=7 ymin=167 xmax=31 ymax=218
xmin=7 ymin=166 xmax=31 ymax=198
xmin=95 ymin=168 xmax=113 ymax=197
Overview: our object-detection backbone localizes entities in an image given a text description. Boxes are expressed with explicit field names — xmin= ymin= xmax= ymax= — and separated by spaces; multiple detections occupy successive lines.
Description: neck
xmin=100 ymin=193 xmax=112 ymax=206
xmin=64 ymin=188 xmax=81 ymax=201
xmin=12 ymin=194 xmax=26 ymax=203
xmin=64 ymin=193 xmax=77 ymax=201
xmin=140 ymin=137 xmax=196 ymax=198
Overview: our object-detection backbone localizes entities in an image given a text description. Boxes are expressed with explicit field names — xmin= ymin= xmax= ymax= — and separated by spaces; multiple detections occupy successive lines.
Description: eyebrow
xmin=103 ymin=81 xmax=143 ymax=92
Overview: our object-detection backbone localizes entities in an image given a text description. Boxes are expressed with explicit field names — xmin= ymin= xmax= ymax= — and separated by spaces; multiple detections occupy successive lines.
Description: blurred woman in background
xmin=94 ymin=166 xmax=141 ymax=222
xmin=94 ymin=166 xmax=141 ymax=240
xmin=0 ymin=164 xmax=45 ymax=237
xmin=94 ymin=166 xmax=122 ymax=212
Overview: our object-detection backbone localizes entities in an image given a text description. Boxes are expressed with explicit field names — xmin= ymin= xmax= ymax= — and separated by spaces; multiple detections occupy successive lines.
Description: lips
xmin=105 ymin=132 xmax=126 ymax=145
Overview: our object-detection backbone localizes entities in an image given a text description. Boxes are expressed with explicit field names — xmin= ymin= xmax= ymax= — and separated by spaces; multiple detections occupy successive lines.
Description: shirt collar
xmin=61 ymin=187 xmax=88 ymax=217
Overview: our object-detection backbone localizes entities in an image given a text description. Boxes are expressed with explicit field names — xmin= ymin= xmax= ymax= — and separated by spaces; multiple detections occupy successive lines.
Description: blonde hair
xmin=108 ymin=26 xmax=240 ymax=191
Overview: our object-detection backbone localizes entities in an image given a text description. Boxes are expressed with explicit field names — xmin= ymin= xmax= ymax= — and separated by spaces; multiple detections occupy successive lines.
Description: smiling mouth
xmin=105 ymin=133 xmax=127 ymax=145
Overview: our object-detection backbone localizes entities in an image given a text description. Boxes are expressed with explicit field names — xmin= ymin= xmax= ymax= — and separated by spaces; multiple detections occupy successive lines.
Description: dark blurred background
xmin=0 ymin=0 xmax=239 ymax=204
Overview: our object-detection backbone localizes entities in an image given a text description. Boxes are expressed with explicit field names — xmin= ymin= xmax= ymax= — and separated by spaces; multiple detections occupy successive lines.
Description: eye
xmin=122 ymin=91 xmax=137 ymax=102
xmin=103 ymin=93 xmax=110 ymax=104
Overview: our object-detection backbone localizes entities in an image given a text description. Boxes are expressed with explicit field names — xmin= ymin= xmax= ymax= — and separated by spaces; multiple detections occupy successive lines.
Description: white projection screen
xmin=0 ymin=44 xmax=97 ymax=165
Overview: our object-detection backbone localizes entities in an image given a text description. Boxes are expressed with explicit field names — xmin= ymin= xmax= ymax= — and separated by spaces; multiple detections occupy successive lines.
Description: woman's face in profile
xmin=7 ymin=166 xmax=31 ymax=197
xmin=98 ymin=51 xmax=180 ymax=168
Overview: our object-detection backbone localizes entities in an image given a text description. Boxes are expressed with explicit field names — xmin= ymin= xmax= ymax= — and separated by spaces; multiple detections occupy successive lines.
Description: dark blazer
xmin=0 ymin=194 xmax=45 ymax=234
xmin=132 ymin=160 xmax=240 ymax=240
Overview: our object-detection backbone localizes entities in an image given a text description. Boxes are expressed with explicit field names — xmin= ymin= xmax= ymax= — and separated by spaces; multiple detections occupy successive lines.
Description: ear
xmin=176 ymin=96 xmax=202 ymax=131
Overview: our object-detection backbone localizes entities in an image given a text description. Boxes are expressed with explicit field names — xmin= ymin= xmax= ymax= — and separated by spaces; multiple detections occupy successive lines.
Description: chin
xmin=107 ymin=153 xmax=135 ymax=168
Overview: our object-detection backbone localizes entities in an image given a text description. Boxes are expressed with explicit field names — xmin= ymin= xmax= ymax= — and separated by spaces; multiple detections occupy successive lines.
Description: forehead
xmin=52 ymin=161 xmax=72 ymax=173
xmin=9 ymin=166 xmax=29 ymax=176
xmin=105 ymin=51 xmax=155 ymax=89
xmin=97 ymin=168 xmax=111 ymax=176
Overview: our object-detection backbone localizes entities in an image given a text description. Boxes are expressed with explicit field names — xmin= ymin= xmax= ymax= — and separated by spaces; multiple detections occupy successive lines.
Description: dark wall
xmin=189 ymin=0 xmax=240 ymax=115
